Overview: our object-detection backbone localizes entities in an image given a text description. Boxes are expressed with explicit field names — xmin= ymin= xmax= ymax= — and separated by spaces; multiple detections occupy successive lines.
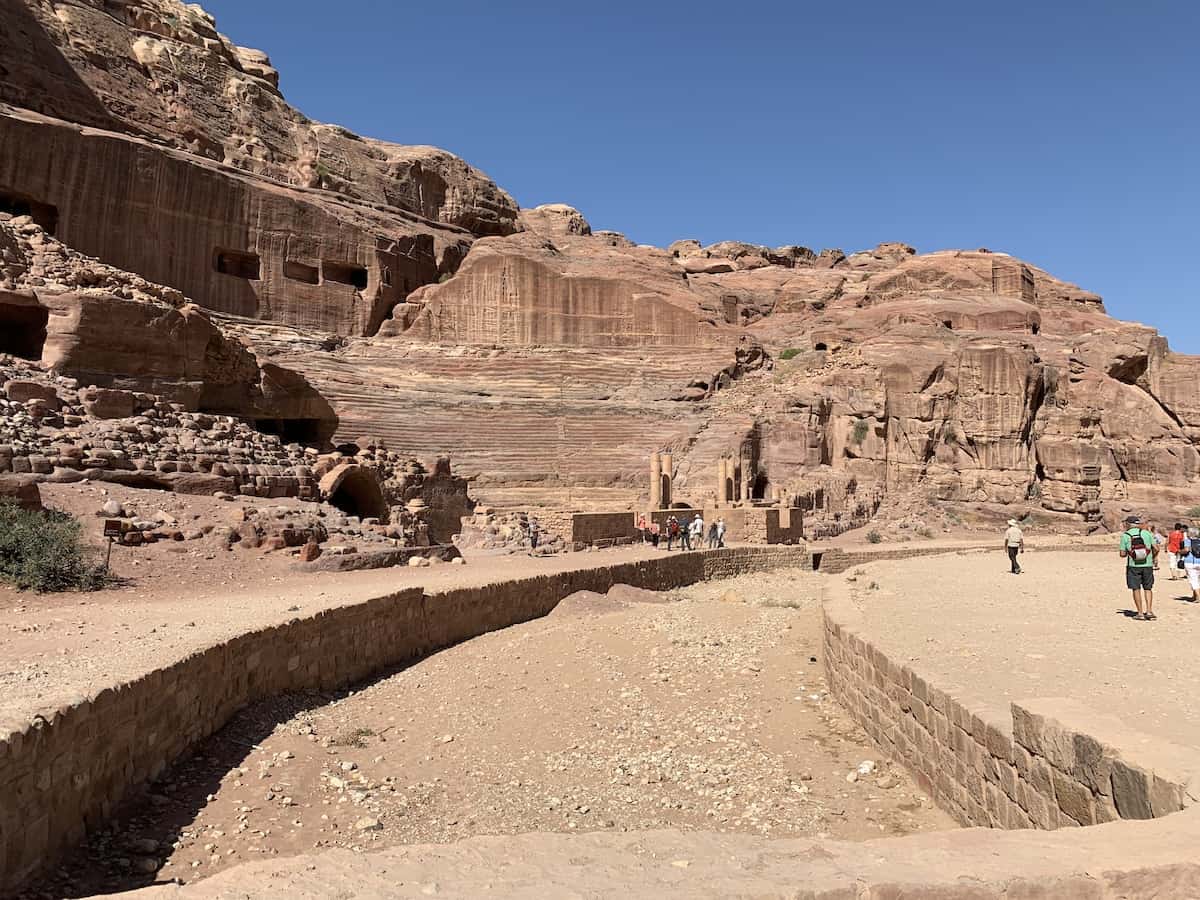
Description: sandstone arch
xmin=318 ymin=464 xmax=388 ymax=522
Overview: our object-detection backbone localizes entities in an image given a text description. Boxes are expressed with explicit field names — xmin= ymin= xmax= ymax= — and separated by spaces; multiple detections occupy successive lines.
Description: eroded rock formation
xmin=0 ymin=0 xmax=1197 ymax=534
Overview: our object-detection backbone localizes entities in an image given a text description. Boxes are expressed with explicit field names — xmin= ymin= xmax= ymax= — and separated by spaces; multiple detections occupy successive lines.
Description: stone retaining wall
xmin=823 ymin=596 xmax=1199 ymax=831
xmin=570 ymin=512 xmax=636 ymax=544
xmin=0 ymin=545 xmax=809 ymax=892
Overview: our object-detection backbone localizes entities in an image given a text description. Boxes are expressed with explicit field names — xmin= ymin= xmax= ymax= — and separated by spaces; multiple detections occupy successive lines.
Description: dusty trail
xmin=36 ymin=569 xmax=952 ymax=897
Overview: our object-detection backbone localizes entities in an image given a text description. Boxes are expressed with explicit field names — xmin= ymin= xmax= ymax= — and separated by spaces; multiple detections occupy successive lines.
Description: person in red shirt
xmin=1167 ymin=522 xmax=1186 ymax=580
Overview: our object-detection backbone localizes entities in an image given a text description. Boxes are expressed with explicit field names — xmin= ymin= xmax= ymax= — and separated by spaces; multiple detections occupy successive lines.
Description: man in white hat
xmin=1003 ymin=518 xmax=1024 ymax=574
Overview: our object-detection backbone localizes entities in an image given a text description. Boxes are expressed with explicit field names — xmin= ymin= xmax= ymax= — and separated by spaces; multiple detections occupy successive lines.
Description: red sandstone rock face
xmin=2 ymin=0 xmax=1198 ymax=527
xmin=0 ymin=0 xmax=518 ymax=237
xmin=277 ymin=227 xmax=1199 ymax=524
xmin=0 ymin=1 xmax=520 ymax=336
xmin=0 ymin=216 xmax=336 ymax=433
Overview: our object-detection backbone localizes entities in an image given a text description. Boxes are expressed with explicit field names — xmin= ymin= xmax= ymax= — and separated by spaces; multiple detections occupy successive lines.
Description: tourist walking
xmin=680 ymin=515 xmax=694 ymax=551
xmin=666 ymin=515 xmax=679 ymax=550
xmin=1167 ymin=522 xmax=1186 ymax=579
xmin=649 ymin=520 xmax=661 ymax=548
xmin=1182 ymin=527 xmax=1200 ymax=602
xmin=1003 ymin=518 xmax=1024 ymax=575
xmin=1151 ymin=522 xmax=1167 ymax=571
xmin=637 ymin=514 xmax=648 ymax=543
xmin=706 ymin=518 xmax=719 ymax=548
xmin=1120 ymin=515 xmax=1158 ymax=620
xmin=689 ymin=513 xmax=704 ymax=551
xmin=716 ymin=517 xmax=726 ymax=547
xmin=529 ymin=518 xmax=540 ymax=550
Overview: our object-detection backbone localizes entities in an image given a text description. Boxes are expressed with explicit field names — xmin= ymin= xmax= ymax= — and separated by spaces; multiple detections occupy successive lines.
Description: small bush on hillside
xmin=866 ymin=530 xmax=882 ymax=544
xmin=852 ymin=419 xmax=870 ymax=445
xmin=437 ymin=271 xmax=454 ymax=283
xmin=0 ymin=501 xmax=109 ymax=592
xmin=1188 ymin=506 xmax=1200 ymax=518
xmin=778 ymin=348 xmax=802 ymax=360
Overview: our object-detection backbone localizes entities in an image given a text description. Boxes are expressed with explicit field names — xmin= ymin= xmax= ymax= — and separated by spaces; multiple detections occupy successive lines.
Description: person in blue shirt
xmin=1182 ymin=527 xmax=1200 ymax=604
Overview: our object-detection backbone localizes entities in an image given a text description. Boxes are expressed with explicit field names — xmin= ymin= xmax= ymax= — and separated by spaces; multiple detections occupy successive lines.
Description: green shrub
xmin=778 ymin=348 xmax=802 ymax=360
xmin=0 ymin=501 xmax=109 ymax=592
xmin=1188 ymin=506 xmax=1200 ymax=518
xmin=437 ymin=271 xmax=454 ymax=283
xmin=866 ymin=529 xmax=882 ymax=544
xmin=852 ymin=419 xmax=870 ymax=444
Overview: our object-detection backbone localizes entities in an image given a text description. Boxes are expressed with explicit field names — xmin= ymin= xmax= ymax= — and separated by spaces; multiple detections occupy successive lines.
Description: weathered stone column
xmin=650 ymin=452 xmax=662 ymax=509
xmin=717 ymin=458 xmax=729 ymax=504
xmin=661 ymin=453 xmax=673 ymax=508
xmin=740 ymin=455 xmax=752 ymax=503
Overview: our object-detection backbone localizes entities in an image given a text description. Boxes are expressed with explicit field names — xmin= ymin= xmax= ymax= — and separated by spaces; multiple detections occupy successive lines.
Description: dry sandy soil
xmin=2 ymin=479 xmax=689 ymax=723
xmin=0 ymin=481 xmax=1056 ymax=726
xmin=28 ymin=569 xmax=953 ymax=897
xmin=834 ymin=547 xmax=1200 ymax=748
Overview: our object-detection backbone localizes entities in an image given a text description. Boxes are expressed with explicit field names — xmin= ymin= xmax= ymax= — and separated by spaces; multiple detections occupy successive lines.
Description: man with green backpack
xmin=1119 ymin=514 xmax=1158 ymax=620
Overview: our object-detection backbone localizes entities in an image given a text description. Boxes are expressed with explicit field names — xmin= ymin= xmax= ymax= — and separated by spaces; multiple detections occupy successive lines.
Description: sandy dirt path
xmin=35 ymin=569 xmax=953 ymax=897
xmin=0 ymin=541 xmax=672 ymax=722
xmin=834 ymin=547 xmax=1200 ymax=747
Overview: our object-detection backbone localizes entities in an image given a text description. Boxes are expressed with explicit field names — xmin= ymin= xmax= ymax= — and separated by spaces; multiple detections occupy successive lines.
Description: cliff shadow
xmin=0 ymin=0 xmax=119 ymax=130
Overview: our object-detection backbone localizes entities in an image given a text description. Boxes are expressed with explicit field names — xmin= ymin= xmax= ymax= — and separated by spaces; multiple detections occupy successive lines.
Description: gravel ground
xmin=31 ymin=570 xmax=953 ymax=897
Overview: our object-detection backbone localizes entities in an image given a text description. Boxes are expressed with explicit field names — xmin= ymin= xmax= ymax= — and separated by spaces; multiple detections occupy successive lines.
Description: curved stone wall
xmin=0 ymin=546 xmax=809 ymax=892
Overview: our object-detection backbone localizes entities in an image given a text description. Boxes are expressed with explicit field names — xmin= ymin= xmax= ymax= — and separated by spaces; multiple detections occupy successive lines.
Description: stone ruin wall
xmin=824 ymin=594 xmax=1198 ymax=829
xmin=0 ymin=545 xmax=810 ymax=892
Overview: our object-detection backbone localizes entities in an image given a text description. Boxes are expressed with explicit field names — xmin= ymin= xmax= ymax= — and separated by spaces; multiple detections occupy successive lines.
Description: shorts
xmin=1186 ymin=565 xmax=1200 ymax=591
xmin=1167 ymin=551 xmax=1179 ymax=571
xmin=1126 ymin=566 xmax=1155 ymax=591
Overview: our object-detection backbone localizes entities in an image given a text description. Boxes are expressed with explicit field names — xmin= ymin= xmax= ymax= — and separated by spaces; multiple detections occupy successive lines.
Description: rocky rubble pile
xmin=1 ymin=215 xmax=185 ymax=307
xmin=0 ymin=358 xmax=475 ymax=561
xmin=0 ymin=358 xmax=319 ymax=497
xmin=455 ymin=507 xmax=564 ymax=555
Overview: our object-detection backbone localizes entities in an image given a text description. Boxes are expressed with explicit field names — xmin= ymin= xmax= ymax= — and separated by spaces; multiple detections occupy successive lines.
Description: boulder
xmin=80 ymin=387 xmax=136 ymax=419
xmin=3 ymin=380 xmax=59 ymax=406
xmin=0 ymin=475 xmax=42 ymax=511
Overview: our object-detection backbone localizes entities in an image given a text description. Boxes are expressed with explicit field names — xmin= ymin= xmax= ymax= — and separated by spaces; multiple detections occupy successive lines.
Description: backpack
xmin=669 ymin=520 xmax=679 ymax=536
xmin=1127 ymin=528 xmax=1149 ymax=563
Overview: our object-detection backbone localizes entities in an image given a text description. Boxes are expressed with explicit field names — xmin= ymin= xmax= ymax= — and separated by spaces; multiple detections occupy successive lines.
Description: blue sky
xmin=204 ymin=0 xmax=1199 ymax=351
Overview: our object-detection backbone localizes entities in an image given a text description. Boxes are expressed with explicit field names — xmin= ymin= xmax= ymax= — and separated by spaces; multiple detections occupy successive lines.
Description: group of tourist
xmin=1117 ymin=516 xmax=1200 ymax=620
xmin=1004 ymin=514 xmax=1200 ymax=621
xmin=636 ymin=513 xmax=726 ymax=550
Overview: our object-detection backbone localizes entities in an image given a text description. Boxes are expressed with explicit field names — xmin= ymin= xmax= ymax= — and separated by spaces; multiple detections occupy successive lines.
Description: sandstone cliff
xmin=0 ymin=0 xmax=518 ymax=337
xmin=2 ymin=0 xmax=1198 ymax=531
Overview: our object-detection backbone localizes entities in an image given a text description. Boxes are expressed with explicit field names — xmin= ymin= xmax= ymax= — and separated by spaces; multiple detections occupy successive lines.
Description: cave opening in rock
xmin=283 ymin=260 xmax=320 ymax=284
xmin=752 ymin=474 xmax=770 ymax=500
xmin=943 ymin=320 xmax=954 ymax=330
xmin=0 ymin=190 xmax=58 ymax=234
xmin=323 ymin=261 xmax=369 ymax=290
xmin=253 ymin=417 xmax=324 ymax=447
xmin=1031 ymin=322 xmax=1040 ymax=335
xmin=214 ymin=249 xmax=261 ymax=280
xmin=327 ymin=469 xmax=389 ymax=521
xmin=0 ymin=302 xmax=48 ymax=360
xmin=814 ymin=342 xmax=827 ymax=351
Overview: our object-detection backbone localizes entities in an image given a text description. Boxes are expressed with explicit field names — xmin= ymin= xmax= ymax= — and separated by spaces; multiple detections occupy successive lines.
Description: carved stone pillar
xmin=650 ymin=452 xmax=662 ymax=509
xmin=661 ymin=453 xmax=673 ymax=508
